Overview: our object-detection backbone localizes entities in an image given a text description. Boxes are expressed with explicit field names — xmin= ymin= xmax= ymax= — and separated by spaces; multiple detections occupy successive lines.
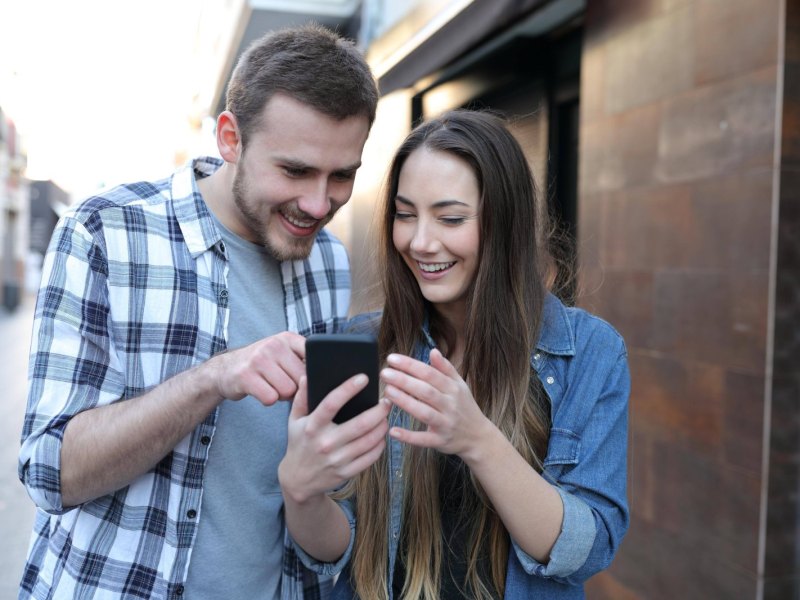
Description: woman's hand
xmin=381 ymin=349 xmax=494 ymax=461
xmin=278 ymin=375 xmax=390 ymax=504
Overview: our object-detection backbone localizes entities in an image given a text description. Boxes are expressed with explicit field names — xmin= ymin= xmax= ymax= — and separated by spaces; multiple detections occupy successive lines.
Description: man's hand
xmin=210 ymin=331 xmax=307 ymax=405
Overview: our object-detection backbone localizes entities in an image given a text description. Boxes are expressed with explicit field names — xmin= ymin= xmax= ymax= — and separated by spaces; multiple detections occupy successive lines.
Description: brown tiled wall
xmin=763 ymin=2 xmax=800 ymax=597
xmin=578 ymin=0 xmax=790 ymax=598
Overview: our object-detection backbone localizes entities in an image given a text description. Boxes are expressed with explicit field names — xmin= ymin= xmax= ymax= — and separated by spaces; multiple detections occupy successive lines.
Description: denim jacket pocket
xmin=543 ymin=428 xmax=581 ymax=481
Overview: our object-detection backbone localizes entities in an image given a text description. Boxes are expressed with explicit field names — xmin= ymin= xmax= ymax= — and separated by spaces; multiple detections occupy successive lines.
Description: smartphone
xmin=306 ymin=333 xmax=379 ymax=424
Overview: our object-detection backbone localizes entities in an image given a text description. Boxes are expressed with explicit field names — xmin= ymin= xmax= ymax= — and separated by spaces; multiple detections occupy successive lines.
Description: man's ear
xmin=216 ymin=111 xmax=241 ymax=163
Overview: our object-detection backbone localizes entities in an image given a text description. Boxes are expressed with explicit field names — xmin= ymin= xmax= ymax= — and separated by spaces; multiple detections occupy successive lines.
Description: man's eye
xmin=284 ymin=167 xmax=307 ymax=177
xmin=332 ymin=171 xmax=356 ymax=182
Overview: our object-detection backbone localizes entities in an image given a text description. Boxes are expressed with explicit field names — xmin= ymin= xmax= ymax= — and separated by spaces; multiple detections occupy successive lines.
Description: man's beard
xmin=232 ymin=166 xmax=318 ymax=261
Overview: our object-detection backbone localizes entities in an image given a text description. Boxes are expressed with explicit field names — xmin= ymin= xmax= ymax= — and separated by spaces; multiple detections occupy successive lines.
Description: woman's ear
xmin=215 ymin=111 xmax=241 ymax=163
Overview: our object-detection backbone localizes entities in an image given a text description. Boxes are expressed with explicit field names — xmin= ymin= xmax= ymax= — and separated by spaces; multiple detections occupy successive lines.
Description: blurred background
xmin=1 ymin=0 xmax=798 ymax=598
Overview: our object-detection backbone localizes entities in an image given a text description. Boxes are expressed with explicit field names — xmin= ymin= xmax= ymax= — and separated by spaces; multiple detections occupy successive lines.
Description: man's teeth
xmin=418 ymin=262 xmax=455 ymax=273
xmin=283 ymin=212 xmax=316 ymax=228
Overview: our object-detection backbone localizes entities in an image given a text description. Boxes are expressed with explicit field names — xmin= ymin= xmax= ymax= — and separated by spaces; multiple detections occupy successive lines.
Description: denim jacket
xmin=293 ymin=293 xmax=630 ymax=599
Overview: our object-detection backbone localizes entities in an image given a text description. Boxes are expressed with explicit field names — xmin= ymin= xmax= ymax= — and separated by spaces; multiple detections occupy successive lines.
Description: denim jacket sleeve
xmin=289 ymin=497 xmax=357 ymax=576
xmin=511 ymin=318 xmax=630 ymax=584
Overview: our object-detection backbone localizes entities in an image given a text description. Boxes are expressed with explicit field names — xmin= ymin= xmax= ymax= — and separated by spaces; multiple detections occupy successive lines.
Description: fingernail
xmin=387 ymin=354 xmax=400 ymax=364
xmin=354 ymin=374 xmax=367 ymax=386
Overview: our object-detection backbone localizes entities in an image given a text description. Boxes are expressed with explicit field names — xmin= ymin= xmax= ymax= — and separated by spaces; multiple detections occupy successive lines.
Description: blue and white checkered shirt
xmin=18 ymin=157 xmax=348 ymax=599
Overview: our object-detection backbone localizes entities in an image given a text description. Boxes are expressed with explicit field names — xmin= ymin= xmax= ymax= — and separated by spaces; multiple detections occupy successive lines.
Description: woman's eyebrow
xmin=395 ymin=195 xmax=470 ymax=209
xmin=395 ymin=195 xmax=414 ymax=207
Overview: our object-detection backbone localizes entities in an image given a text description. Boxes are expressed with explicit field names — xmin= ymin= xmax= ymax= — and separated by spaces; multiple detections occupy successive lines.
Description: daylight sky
xmin=1 ymin=0 xmax=214 ymax=200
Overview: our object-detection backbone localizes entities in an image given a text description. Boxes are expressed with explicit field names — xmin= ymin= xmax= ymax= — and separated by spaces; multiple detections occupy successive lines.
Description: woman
xmin=278 ymin=110 xmax=630 ymax=599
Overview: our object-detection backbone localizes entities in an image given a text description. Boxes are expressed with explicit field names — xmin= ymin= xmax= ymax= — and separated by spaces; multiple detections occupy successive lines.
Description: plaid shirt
xmin=18 ymin=157 xmax=348 ymax=599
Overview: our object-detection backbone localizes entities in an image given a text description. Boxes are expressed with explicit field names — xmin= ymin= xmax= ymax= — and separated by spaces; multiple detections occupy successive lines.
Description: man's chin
xmin=264 ymin=236 xmax=315 ymax=261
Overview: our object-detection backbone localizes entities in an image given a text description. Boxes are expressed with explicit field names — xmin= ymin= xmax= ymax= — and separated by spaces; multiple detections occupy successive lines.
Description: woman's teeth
xmin=418 ymin=261 xmax=455 ymax=273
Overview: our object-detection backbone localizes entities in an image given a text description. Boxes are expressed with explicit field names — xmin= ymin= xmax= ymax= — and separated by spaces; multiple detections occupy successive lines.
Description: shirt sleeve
xmin=511 ymin=345 xmax=630 ymax=583
xmin=18 ymin=214 xmax=125 ymax=514
xmin=289 ymin=497 xmax=357 ymax=576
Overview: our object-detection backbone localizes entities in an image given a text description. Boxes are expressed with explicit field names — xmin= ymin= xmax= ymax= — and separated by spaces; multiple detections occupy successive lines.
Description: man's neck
xmin=197 ymin=163 xmax=236 ymax=234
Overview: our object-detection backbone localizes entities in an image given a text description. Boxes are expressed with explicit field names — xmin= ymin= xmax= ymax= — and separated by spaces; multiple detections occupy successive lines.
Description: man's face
xmin=231 ymin=93 xmax=370 ymax=260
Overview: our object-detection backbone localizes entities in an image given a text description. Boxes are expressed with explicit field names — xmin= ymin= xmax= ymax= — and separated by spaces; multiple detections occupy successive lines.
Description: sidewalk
xmin=0 ymin=294 xmax=37 ymax=597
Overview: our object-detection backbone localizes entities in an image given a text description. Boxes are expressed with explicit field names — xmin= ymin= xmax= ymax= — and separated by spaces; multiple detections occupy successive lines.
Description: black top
xmin=392 ymin=454 xmax=500 ymax=599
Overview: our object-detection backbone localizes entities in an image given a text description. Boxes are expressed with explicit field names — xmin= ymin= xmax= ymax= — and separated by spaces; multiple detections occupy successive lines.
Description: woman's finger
xmin=289 ymin=377 xmax=310 ymax=420
xmin=384 ymin=384 xmax=440 ymax=425
xmin=389 ymin=426 xmax=440 ymax=449
xmin=307 ymin=373 xmax=369 ymax=425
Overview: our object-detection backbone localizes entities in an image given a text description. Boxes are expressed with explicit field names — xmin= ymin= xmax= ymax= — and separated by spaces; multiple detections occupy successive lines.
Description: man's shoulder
xmin=67 ymin=176 xmax=173 ymax=224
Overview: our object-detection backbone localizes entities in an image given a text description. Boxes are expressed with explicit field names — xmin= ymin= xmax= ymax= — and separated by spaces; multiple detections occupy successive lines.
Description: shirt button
xmin=187 ymin=509 xmax=197 ymax=519
xmin=200 ymin=435 xmax=211 ymax=445
xmin=175 ymin=584 xmax=184 ymax=596
xmin=219 ymin=241 xmax=226 ymax=253
xmin=395 ymin=470 xmax=402 ymax=479
xmin=534 ymin=353 xmax=541 ymax=360
xmin=218 ymin=289 xmax=229 ymax=303
xmin=546 ymin=376 xmax=555 ymax=385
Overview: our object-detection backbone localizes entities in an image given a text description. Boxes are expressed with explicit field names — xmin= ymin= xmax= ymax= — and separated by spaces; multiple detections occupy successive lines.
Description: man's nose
xmin=297 ymin=181 xmax=332 ymax=220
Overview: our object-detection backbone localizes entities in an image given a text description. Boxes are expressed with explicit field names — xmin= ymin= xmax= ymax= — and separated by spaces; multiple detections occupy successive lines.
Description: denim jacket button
xmin=546 ymin=376 xmax=555 ymax=384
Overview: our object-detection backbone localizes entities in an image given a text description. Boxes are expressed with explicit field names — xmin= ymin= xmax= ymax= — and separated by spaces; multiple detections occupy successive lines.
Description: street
xmin=0 ymin=293 xmax=36 ymax=598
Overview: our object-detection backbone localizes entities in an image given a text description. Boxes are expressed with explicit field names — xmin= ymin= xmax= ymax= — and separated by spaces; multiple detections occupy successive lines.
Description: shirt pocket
xmin=542 ymin=428 xmax=581 ymax=482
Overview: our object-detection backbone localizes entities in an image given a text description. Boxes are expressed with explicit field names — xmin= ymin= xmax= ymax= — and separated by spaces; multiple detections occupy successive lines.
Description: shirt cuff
xmin=291 ymin=499 xmax=356 ymax=576
xmin=511 ymin=487 xmax=596 ymax=578
xmin=19 ymin=428 xmax=66 ymax=515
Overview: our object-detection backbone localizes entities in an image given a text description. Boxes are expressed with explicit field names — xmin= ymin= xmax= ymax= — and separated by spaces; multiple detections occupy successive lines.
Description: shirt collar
xmin=170 ymin=156 xmax=225 ymax=258
xmin=536 ymin=293 xmax=576 ymax=356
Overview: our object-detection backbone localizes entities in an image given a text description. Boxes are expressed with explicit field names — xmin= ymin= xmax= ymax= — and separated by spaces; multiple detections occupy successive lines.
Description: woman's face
xmin=392 ymin=147 xmax=481 ymax=323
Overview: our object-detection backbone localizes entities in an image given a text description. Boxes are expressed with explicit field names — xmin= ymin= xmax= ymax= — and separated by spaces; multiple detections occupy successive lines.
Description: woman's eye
xmin=440 ymin=216 xmax=466 ymax=225
xmin=394 ymin=212 xmax=415 ymax=221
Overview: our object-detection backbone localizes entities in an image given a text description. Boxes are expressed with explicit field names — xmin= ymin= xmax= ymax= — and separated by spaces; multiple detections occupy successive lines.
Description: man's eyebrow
xmin=336 ymin=161 xmax=362 ymax=173
xmin=395 ymin=195 xmax=470 ymax=209
xmin=275 ymin=157 xmax=362 ymax=173
xmin=275 ymin=157 xmax=311 ymax=169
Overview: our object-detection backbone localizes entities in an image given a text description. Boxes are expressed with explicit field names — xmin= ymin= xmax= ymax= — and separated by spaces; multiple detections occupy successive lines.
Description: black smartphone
xmin=306 ymin=333 xmax=380 ymax=424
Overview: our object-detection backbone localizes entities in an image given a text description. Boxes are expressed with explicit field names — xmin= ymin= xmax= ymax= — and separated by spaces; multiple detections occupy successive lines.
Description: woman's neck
xmin=432 ymin=302 xmax=466 ymax=370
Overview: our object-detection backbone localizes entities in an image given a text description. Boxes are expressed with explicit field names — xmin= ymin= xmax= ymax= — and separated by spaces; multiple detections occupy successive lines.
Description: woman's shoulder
xmin=542 ymin=293 xmax=627 ymax=359
xmin=345 ymin=311 xmax=382 ymax=335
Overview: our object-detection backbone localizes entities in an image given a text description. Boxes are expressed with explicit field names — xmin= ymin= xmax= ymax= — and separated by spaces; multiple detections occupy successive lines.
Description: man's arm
xmin=21 ymin=213 xmax=308 ymax=510
xmin=61 ymin=332 xmax=307 ymax=507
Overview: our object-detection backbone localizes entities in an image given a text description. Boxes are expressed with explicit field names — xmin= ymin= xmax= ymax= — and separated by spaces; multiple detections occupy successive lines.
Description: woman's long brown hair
xmin=338 ymin=110 xmax=553 ymax=599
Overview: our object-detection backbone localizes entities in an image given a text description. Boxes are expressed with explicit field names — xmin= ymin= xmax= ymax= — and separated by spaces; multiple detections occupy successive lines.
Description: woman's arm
xmin=278 ymin=376 xmax=390 ymax=562
xmin=384 ymin=346 xmax=630 ymax=582
xmin=382 ymin=349 xmax=563 ymax=562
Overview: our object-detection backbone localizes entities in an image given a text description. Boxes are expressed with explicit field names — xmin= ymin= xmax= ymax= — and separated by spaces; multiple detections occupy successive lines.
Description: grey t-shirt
xmin=184 ymin=217 xmax=289 ymax=599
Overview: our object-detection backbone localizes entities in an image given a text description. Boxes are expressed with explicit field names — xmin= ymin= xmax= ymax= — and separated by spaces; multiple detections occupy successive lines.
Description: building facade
xmin=206 ymin=1 xmax=799 ymax=597
xmin=0 ymin=108 xmax=29 ymax=311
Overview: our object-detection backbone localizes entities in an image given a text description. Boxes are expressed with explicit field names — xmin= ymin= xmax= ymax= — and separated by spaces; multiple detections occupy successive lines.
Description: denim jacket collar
xmin=418 ymin=293 xmax=576 ymax=358
xmin=537 ymin=293 xmax=576 ymax=357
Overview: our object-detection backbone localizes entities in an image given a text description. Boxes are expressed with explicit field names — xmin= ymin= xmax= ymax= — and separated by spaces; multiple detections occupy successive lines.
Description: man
xmin=18 ymin=24 xmax=378 ymax=599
